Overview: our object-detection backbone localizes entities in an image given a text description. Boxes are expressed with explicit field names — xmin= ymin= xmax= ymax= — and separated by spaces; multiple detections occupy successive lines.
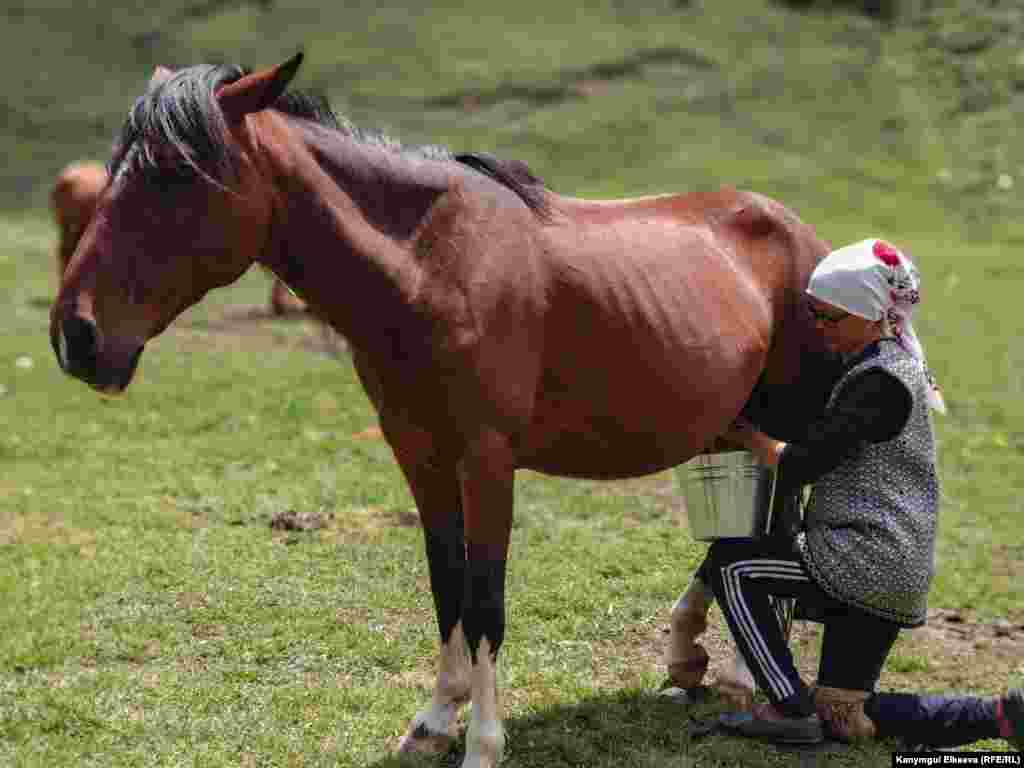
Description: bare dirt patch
xmin=269 ymin=506 xmax=417 ymax=542
xmin=314 ymin=505 xmax=421 ymax=546
xmin=190 ymin=623 xmax=226 ymax=641
xmin=879 ymin=608 xmax=1024 ymax=692
xmin=176 ymin=655 xmax=210 ymax=675
xmin=175 ymin=591 xmax=209 ymax=611
xmin=269 ymin=509 xmax=332 ymax=532
xmin=587 ymin=604 xmax=1024 ymax=701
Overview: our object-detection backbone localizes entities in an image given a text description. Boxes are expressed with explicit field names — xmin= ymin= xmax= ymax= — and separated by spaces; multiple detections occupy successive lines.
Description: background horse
xmin=52 ymin=160 xmax=306 ymax=315
xmin=51 ymin=162 xmax=106 ymax=285
xmin=51 ymin=53 xmax=835 ymax=768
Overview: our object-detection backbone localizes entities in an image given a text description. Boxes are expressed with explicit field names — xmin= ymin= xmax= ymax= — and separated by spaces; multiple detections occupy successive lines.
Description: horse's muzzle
xmin=51 ymin=312 xmax=142 ymax=393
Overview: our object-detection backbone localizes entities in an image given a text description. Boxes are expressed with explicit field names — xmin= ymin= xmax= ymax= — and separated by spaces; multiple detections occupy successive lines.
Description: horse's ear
xmin=216 ymin=51 xmax=304 ymax=123
xmin=149 ymin=66 xmax=174 ymax=88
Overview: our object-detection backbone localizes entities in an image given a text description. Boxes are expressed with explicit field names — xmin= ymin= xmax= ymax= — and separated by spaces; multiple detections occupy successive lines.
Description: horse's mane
xmin=108 ymin=63 xmax=551 ymax=218
xmin=454 ymin=153 xmax=551 ymax=219
xmin=109 ymin=64 xmax=336 ymax=186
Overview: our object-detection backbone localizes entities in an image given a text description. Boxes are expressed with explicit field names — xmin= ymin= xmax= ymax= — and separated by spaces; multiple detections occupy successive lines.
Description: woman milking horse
xmin=52 ymin=53 xmax=856 ymax=767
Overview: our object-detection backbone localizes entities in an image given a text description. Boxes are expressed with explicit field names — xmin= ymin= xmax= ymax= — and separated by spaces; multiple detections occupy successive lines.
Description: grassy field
xmin=2 ymin=1 xmax=1023 ymax=766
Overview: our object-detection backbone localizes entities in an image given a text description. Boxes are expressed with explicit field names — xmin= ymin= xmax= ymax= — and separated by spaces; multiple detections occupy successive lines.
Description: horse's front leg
xmin=457 ymin=429 xmax=514 ymax=768
xmin=390 ymin=449 xmax=473 ymax=756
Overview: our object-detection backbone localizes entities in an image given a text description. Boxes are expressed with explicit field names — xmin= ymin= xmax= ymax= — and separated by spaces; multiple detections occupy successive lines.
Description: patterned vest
xmin=797 ymin=339 xmax=939 ymax=627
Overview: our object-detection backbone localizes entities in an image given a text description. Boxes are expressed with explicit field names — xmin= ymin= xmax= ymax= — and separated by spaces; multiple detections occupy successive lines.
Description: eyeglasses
xmin=806 ymin=303 xmax=851 ymax=325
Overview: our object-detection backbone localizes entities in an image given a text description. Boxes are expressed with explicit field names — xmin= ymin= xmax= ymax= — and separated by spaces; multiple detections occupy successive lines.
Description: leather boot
xmin=664 ymin=577 xmax=712 ymax=688
xmin=813 ymin=686 xmax=877 ymax=742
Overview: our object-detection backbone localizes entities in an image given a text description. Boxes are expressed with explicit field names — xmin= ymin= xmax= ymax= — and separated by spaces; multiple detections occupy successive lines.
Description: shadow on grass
xmin=361 ymin=688 xmax=872 ymax=768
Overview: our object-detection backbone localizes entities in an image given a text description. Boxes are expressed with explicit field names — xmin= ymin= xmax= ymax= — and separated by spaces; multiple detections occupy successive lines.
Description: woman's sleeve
xmin=775 ymin=369 xmax=912 ymax=490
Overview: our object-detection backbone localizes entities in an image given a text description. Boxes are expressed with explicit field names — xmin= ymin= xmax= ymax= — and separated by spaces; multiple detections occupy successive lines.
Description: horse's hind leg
xmin=717 ymin=647 xmax=758 ymax=711
xmin=665 ymin=573 xmax=713 ymax=687
xmin=391 ymin=445 xmax=472 ymax=755
xmin=665 ymin=571 xmax=758 ymax=708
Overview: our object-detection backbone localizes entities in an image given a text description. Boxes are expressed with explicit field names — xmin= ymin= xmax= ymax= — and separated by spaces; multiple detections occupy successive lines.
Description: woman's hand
xmin=723 ymin=418 xmax=786 ymax=468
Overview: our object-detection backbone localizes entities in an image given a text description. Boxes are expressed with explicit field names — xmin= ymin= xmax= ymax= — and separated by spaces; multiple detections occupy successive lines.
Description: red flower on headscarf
xmin=873 ymin=240 xmax=901 ymax=267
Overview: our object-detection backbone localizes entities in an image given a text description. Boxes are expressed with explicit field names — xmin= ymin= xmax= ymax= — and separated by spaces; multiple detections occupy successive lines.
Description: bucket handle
xmin=761 ymin=467 xmax=779 ymax=535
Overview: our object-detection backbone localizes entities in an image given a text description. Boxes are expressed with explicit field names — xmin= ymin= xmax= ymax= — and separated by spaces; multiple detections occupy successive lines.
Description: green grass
xmin=2 ymin=1 xmax=1023 ymax=766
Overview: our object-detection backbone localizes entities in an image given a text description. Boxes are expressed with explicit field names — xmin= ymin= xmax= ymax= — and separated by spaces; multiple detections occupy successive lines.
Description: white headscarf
xmin=807 ymin=238 xmax=946 ymax=414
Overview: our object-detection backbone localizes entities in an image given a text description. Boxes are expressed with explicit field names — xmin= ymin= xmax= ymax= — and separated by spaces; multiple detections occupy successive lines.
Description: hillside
xmin=1 ymin=4 xmax=1022 ymax=765
xmin=4 ymin=0 xmax=1022 ymax=245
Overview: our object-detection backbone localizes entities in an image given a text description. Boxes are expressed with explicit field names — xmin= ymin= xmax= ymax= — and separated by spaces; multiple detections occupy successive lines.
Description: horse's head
xmin=50 ymin=54 xmax=304 ymax=393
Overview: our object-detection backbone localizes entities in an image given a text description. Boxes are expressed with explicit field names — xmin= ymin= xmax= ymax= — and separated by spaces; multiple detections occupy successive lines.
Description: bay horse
xmin=52 ymin=161 xmax=106 ymax=284
xmin=52 ymin=160 xmax=305 ymax=315
xmin=51 ymin=53 xmax=837 ymax=767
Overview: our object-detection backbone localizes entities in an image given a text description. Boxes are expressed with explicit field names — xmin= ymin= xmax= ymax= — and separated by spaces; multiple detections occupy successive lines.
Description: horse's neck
xmin=260 ymin=127 xmax=449 ymax=350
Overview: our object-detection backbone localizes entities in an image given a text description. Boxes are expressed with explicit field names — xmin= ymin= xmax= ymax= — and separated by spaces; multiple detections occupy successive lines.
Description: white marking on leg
xmin=729 ymin=647 xmax=756 ymax=691
xmin=461 ymin=636 xmax=505 ymax=768
xmin=665 ymin=576 xmax=712 ymax=669
xmin=399 ymin=622 xmax=472 ymax=753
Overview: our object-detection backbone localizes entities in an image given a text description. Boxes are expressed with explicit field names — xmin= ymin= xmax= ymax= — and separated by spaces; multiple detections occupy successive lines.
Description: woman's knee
xmin=707 ymin=538 xmax=758 ymax=570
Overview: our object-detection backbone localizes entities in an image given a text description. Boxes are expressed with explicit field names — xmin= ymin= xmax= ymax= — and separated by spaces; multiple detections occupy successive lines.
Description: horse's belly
xmin=518 ymin=221 xmax=772 ymax=480
xmin=517 ymin=420 xmax=701 ymax=479
xmin=517 ymin=350 xmax=759 ymax=479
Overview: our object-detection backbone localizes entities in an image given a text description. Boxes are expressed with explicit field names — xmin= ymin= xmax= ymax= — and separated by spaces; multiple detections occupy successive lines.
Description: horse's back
xmin=550 ymin=186 xmax=777 ymax=223
xmin=546 ymin=186 xmax=813 ymax=277
xmin=541 ymin=186 xmax=801 ymax=321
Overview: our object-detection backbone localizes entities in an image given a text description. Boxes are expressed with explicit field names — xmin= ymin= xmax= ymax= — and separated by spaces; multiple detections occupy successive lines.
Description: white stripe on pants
xmin=720 ymin=558 xmax=811 ymax=702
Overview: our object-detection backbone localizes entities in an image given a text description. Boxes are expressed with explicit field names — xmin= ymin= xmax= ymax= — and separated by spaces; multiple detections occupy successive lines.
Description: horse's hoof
xmin=666 ymin=644 xmax=710 ymax=689
xmin=397 ymin=722 xmax=458 ymax=756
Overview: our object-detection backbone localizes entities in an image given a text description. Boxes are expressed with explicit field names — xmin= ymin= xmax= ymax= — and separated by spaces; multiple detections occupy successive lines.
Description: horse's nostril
xmin=58 ymin=314 xmax=98 ymax=377
xmin=65 ymin=314 xmax=97 ymax=356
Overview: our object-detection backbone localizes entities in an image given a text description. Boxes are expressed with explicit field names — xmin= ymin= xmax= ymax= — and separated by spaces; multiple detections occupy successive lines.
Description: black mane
xmin=109 ymin=64 xmax=338 ymax=185
xmin=108 ymin=62 xmax=551 ymax=217
xmin=454 ymin=152 xmax=550 ymax=219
